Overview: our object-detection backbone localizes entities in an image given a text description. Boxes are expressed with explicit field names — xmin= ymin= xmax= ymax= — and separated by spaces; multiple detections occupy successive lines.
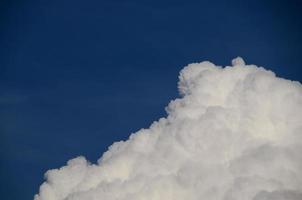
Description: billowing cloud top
xmin=34 ymin=58 xmax=302 ymax=200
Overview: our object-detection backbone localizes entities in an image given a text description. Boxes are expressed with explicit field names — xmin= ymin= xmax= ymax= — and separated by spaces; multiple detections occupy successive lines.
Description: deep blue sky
xmin=1 ymin=0 xmax=302 ymax=199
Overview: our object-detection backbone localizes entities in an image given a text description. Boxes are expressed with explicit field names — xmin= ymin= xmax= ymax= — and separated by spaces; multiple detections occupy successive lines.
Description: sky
xmin=1 ymin=0 xmax=302 ymax=199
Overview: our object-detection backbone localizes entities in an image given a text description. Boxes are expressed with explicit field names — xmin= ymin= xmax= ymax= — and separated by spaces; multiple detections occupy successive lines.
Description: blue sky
xmin=1 ymin=0 xmax=302 ymax=199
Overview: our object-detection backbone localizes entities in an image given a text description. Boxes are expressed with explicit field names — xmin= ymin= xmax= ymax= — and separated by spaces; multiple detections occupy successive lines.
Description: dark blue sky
xmin=1 ymin=0 xmax=302 ymax=199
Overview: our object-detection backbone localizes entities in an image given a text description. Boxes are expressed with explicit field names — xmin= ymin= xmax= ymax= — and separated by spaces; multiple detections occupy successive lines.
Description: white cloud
xmin=34 ymin=57 xmax=302 ymax=200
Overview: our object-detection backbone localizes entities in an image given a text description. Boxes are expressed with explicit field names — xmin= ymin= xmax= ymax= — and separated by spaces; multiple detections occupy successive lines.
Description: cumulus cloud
xmin=34 ymin=57 xmax=302 ymax=200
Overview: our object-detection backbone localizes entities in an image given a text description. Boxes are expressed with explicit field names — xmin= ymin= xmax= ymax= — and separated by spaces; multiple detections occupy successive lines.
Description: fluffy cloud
xmin=34 ymin=58 xmax=302 ymax=200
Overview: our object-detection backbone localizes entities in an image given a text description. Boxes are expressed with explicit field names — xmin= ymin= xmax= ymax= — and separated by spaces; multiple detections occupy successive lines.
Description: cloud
xmin=34 ymin=57 xmax=302 ymax=200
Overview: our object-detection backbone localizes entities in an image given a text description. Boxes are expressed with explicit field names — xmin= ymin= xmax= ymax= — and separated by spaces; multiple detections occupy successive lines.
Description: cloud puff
xmin=34 ymin=57 xmax=302 ymax=200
